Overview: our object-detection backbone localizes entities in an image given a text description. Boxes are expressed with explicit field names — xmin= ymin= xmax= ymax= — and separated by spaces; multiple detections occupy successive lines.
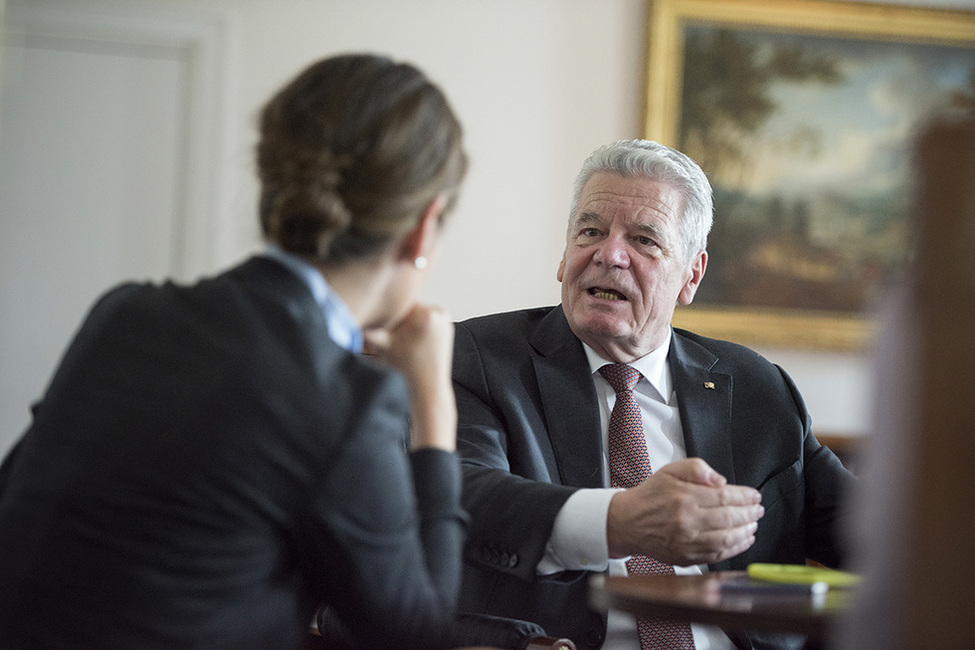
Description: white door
xmin=0 ymin=2 xmax=232 ymax=457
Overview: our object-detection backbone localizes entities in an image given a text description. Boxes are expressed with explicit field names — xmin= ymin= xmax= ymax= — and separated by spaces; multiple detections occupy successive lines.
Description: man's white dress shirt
xmin=536 ymin=332 xmax=732 ymax=650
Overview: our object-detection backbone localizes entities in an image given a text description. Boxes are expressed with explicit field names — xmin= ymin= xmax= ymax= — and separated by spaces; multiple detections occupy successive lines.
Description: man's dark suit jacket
xmin=0 ymin=256 xmax=466 ymax=649
xmin=452 ymin=305 xmax=854 ymax=650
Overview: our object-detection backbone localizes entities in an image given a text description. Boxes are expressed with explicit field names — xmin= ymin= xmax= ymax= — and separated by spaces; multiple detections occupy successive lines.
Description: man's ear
xmin=400 ymin=194 xmax=447 ymax=264
xmin=678 ymin=250 xmax=707 ymax=305
xmin=556 ymin=256 xmax=566 ymax=283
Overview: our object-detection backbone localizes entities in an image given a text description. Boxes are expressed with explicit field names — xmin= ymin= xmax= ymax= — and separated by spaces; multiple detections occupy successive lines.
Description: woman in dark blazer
xmin=0 ymin=54 xmax=468 ymax=649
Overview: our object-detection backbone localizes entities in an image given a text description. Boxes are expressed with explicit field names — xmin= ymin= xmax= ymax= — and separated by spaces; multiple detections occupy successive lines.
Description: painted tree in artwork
xmin=679 ymin=27 xmax=843 ymax=189
xmin=677 ymin=27 xmax=857 ymax=311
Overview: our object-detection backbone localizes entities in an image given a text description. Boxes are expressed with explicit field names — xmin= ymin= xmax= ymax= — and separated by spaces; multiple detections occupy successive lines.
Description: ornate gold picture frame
xmin=646 ymin=0 xmax=975 ymax=350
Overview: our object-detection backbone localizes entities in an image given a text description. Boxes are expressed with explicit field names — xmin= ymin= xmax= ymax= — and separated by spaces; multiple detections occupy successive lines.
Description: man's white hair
xmin=569 ymin=139 xmax=713 ymax=260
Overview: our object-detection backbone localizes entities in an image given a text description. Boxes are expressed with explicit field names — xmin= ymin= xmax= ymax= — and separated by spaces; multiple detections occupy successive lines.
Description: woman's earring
xmin=414 ymin=256 xmax=428 ymax=270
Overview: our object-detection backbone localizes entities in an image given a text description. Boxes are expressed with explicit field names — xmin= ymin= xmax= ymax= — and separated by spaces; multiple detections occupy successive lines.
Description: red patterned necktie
xmin=599 ymin=363 xmax=696 ymax=650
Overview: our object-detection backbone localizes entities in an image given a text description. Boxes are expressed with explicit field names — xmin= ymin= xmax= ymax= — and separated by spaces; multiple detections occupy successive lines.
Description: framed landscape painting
xmin=645 ymin=0 xmax=975 ymax=350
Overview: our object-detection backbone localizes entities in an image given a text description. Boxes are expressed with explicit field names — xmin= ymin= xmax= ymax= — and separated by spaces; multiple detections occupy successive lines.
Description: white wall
xmin=2 ymin=0 xmax=972 ymax=458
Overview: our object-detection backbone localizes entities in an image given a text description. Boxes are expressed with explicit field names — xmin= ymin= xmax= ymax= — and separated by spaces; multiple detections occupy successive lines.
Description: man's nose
xmin=593 ymin=233 xmax=630 ymax=268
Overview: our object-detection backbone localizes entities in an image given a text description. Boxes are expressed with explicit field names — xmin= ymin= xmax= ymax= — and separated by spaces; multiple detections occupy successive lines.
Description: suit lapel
xmin=669 ymin=332 xmax=735 ymax=484
xmin=530 ymin=307 xmax=604 ymax=489
xmin=669 ymin=332 xmax=737 ymax=572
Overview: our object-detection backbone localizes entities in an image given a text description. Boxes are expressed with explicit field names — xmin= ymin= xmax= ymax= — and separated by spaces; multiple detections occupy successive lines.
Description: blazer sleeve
xmin=786 ymin=367 xmax=856 ymax=568
xmin=764 ymin=363 xmax=856 ymax=569
xmin=452 ymin=321 xmax=578 ymax=583
xmin=300 ymin=371 xmax=467 ymax=650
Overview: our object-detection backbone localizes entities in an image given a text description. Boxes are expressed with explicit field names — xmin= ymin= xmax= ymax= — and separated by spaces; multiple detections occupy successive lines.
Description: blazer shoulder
xmin=673 ymin=327 xmax=775 ymax=371
xmin=453 ymin=306 xmax=563 ymax=385
xmin=457 ymin=305 xmax=558 ymax=338
xmin=456 ymin=305 xmax=578 ymax=360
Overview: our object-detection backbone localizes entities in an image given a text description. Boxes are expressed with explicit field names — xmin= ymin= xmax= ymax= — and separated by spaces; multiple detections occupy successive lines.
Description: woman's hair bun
xmin=256 ymin=54 xmax=467 ymax=264
xmin=258 ymin=144 xmax=354 ymax=258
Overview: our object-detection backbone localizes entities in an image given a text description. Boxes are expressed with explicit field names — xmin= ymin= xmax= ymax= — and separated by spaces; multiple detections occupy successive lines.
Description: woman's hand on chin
xmin=363 ymin=305 xmax=457 ymax=451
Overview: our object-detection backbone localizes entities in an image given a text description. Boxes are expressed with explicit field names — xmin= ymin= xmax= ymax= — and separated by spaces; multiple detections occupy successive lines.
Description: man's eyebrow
xmin=635 ymin=221 xmax=663 ymax=238
xmin=574 ymin=211 xmax=603 ymax=226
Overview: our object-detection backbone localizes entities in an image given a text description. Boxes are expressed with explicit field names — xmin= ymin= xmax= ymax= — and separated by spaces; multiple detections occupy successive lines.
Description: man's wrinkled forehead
xmin=569 ymin=175 xmax=680 ymax=228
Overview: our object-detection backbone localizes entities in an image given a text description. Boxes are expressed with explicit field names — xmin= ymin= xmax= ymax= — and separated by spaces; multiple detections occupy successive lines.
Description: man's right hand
xmin=606 ymin=458 xmax=764 ymax=566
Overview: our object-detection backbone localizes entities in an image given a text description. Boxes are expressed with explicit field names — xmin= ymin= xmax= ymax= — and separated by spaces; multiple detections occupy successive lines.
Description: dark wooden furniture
xmin=897 ymin=115 xmax=975 ymax=647
xmin=589 ymin=572 xmax=853 ymax=645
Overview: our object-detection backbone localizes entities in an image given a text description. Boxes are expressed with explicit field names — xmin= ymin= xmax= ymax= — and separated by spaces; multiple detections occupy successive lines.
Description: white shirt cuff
xmin=536 ymin=488 xmax=621 ymax=575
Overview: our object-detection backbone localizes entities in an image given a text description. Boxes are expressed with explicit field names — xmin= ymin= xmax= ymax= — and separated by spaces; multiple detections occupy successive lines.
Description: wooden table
xmin=589 ymin=571 xmax=853 ymax=645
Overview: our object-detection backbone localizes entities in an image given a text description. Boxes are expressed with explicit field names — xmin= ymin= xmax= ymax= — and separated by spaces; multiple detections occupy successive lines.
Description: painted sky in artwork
xmin=716 ymin=28 xmax=975 ymax=198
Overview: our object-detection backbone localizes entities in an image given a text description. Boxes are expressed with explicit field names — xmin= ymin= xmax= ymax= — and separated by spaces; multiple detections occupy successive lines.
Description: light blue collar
xmin=262 ymin=246 xmax=363 ymax=353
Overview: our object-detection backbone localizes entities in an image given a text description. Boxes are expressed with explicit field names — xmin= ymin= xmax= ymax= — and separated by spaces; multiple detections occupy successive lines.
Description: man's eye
xmin=635 ymin=236 xmax=654 ymax=246
xmin=581 ymin=228 xmax=600 ymax=238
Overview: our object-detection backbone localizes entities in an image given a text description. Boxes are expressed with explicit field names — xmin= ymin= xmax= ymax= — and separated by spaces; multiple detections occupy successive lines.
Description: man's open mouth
xmin=588 ymin=288 xmax=627 ymax=301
